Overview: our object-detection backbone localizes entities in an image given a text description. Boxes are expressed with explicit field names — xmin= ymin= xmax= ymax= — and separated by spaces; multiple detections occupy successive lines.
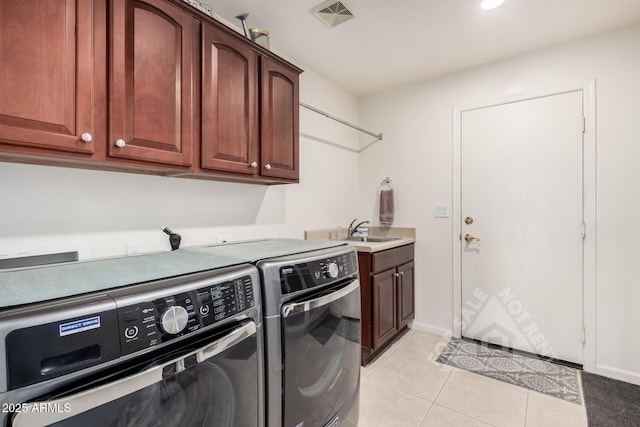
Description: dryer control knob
xmin=323 ymin=262 xmax=340 ymax=279
xmin=161 ymin=306 xmax=189 ymax=334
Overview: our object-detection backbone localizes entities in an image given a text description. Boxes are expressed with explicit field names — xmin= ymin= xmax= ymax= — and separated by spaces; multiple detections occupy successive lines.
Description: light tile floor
xmin=345 ymin=330 xmax=588 ymax=427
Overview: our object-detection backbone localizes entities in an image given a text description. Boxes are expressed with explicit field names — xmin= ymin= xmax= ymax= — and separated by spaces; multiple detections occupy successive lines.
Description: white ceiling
xmin=204 ymin=0 xmax=640 ymax=96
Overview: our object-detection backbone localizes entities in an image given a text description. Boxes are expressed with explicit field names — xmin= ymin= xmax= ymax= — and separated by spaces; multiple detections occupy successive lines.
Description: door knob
xmin=464 ymin=234 xmax=480 ymax=243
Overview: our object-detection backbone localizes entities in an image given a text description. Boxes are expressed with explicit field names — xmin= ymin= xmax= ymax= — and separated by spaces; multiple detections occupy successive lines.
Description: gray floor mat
xmin=437 ymin=338 xmax=582 ymax=404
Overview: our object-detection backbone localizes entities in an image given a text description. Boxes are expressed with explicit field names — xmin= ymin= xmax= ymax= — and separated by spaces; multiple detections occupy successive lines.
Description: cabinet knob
xmin=395 ymin=272 xmax=400 ymax=278
xmin=264 ymin=164 xmax=272 ymax=170
xmin=115 ymin=139 xmax=126 ymax=148
xmin=250 ymin=162 xmax=258 ymax=168
xmin=80 ymin=133 xmax=93 ymax=143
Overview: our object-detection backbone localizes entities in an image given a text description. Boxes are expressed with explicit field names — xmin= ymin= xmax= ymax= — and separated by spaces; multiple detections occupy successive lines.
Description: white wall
xmin=4 ymin=17 xmax=638 ymax=386
xmin=358 ymin=24 xmax=640 ymax=383
xmin=0 ymin=69 xmax=360 ymax=260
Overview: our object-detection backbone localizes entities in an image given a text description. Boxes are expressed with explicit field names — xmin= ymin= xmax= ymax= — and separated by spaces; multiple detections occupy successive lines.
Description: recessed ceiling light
xmin=481 ymin=0 xmax=505 ymax=10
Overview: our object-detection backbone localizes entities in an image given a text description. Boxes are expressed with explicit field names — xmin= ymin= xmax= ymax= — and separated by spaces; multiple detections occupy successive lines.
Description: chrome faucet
xmin=348 ymin=218 xmax=370 ymax=236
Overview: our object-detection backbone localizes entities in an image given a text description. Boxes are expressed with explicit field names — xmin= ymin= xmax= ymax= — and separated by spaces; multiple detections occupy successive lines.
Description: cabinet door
xmin=201 ymin=24 xmax=258 ymax=174
xmin=372 ymin=269 xmax=398 ymax=350
xmin=0 ymin=0 xmax=97 ymax=154
xmin=109 ymin=0 xmax=196 ymax=167
xmin=260 ymin=57 xmax=299 ymax=180
xmin=397 ymin=261 xmax=415 ymax=329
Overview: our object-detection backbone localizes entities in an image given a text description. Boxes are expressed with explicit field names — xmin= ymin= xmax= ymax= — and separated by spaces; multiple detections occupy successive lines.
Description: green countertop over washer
xmin=0 ymin=248 xmax=246 ymax=309
xmin=0 ymin=238 xmax=347 ymax=310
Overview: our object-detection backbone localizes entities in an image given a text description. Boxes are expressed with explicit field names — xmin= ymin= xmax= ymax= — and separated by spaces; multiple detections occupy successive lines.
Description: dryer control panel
xmin=280 ymin=250 xmax=358 ymax=295
xmin=118 ymin=276 xmax=255 ymax=355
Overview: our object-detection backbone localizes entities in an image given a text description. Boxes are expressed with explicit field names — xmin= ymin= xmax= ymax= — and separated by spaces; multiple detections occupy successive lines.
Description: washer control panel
xmin=118 ymin=275 xmax=255 ymax=355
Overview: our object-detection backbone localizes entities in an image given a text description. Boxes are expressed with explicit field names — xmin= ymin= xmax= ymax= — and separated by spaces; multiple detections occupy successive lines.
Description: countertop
xmin=0 ymin=238 xmax=346 ymax=310
xmin=0 ymin=249 xmax=245 ymax=309
xmin=189 ymin=238 xmax=346 ymax=261
xmin=305 ymin=227 xmax=416 ymax=253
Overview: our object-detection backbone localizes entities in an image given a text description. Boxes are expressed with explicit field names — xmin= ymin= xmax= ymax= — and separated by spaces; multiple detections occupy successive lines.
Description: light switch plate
xmin=435 ymin=203 xmax=450 ymax=218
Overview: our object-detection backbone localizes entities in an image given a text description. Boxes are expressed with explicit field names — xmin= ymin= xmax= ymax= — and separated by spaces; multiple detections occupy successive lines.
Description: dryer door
xmin=281 ymin=279 xmax=361 ymax=427
xmin=10 ymin=321 xmax=261 ymax=427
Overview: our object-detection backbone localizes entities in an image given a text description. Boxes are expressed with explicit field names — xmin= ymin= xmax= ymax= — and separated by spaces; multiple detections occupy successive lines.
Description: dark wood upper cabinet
xmin=0 ymin=0 xmax=98 ymax=155
xmin=201 ymin=23 xmax=259 ymax=175
xmin=109 ymin=0 xmax=197 ymax=168
xmin=0 ymin=0 xmax=301 ymax=183
xmin=261 ymin=57 xmax=300 ymax=181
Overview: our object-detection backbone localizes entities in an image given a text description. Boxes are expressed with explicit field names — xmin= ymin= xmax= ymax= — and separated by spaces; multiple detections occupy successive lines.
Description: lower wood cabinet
xmin=397 ymin=260 xmax=415 ymax=330
xmin=372 ymin=268 xmax=398 ymax=349
xmin=359 ymin=244 xmax=415 ymax=365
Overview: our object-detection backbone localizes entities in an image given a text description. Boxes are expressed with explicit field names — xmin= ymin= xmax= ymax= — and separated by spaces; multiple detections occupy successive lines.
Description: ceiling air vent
xmin=311 ymin=0 xmax=355 ymax=28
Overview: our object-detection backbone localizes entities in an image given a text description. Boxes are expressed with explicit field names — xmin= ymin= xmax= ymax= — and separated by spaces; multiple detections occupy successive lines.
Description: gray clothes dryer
xmin=256 ymin=245 xmax=361 ymax=427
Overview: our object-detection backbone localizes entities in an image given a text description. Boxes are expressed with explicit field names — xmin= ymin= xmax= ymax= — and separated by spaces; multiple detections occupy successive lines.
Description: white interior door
xmin=460 ymin=91 xmax=584 ymax=364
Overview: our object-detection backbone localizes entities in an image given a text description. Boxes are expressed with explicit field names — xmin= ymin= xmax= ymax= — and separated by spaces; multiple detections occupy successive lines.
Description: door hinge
xmin=581 ymin=222 xmax=586 ymax=238
xmin=581 ymin=327 xmax=586 ymax=344
xmin=582 ymin=116 xmax=586 ymax=133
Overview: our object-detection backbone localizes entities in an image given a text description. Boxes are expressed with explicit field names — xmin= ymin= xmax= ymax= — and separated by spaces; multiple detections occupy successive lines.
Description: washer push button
xmin=119 ymin=302 xmax=160 ymax=354
xmin=200 ymin=304 xmax=210 ymax=316
xmin=124 ymin=325 xmax=139 ymax=339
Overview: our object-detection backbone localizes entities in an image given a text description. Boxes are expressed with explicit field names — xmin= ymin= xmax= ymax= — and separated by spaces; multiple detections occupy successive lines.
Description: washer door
xmin=281 ymin=280 xmax=361 ymax=427
xmin=11 ymin=321 xmax=260 ymax=427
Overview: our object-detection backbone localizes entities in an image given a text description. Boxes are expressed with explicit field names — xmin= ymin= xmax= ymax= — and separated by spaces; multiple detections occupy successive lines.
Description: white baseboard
xmin=592 ymin=364 xmax=640 ymax=386
xmin=410 ymin=321 xmax=451 ymax=338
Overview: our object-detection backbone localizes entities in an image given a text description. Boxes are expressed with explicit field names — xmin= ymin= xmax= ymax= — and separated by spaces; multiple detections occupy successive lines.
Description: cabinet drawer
xmin=371 ymin=244 xmax=414 ymax=274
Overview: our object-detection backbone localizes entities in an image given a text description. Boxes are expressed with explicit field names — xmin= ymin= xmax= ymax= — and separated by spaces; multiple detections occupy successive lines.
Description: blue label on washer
xmin=59 ymin=316 xmax=101 ymax=336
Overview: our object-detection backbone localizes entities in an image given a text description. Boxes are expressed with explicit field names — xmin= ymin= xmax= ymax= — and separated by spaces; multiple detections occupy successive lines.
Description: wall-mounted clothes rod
xmin=300 ymin=102 xmax=383 ymax=141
